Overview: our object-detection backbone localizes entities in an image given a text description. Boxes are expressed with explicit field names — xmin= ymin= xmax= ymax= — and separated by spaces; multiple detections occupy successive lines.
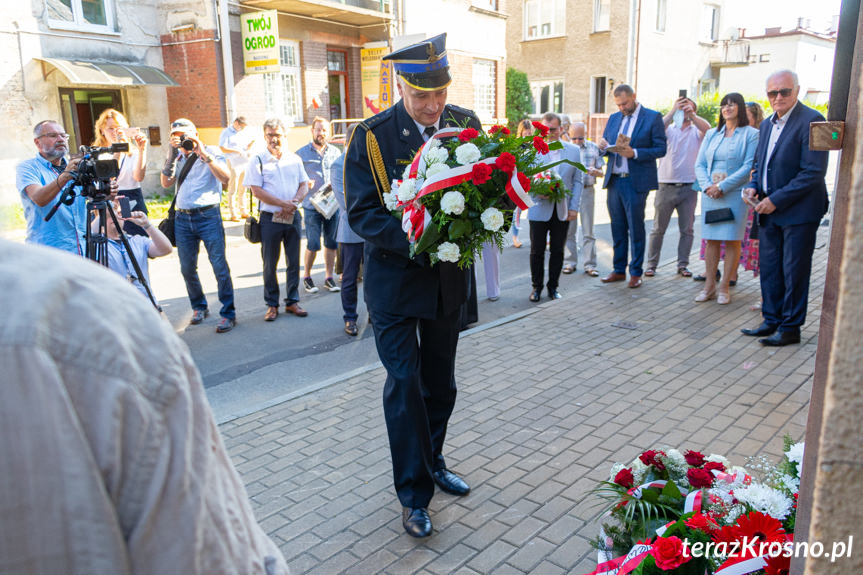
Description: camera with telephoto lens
xmin=179 ymin=135 xmax=196 ymax=151
xmin=74 ymin=142 xmax=129 ymax=197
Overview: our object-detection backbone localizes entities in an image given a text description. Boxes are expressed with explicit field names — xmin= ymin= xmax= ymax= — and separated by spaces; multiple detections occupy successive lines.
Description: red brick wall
xmin=161 ymin=29 xmax=225 ymax=129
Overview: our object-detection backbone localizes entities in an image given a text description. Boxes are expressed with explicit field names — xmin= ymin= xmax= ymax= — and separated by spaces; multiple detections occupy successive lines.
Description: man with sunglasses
xmin=16 ymin=121 xmax=86 ymax=254
xmin=741 ymin=69 xmax=829 ymax=347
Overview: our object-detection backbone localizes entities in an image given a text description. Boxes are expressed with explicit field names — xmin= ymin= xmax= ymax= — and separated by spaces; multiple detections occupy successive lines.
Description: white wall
xmin=718 ymin=34 xmax=835 ymax=102
xmin=635 ymin=0 xmax=724 ymax=110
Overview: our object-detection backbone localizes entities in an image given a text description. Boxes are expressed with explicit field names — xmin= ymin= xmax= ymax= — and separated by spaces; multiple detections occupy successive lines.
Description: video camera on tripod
xmin=74 ymin=142 xmax=129 ymax=198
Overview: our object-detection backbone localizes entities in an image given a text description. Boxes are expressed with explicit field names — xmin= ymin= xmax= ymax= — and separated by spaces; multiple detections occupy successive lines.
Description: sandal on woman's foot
xmin=678 ymin=267 xmax=692 ymax=277
xmin=750 ymin=301 xmax=762 ymax=311
xmin=695 ymin=289 xmax=716 ymax=302
xmin=644 ymin=267 xmax=656 ymax=277
xmin=717 ymin=291 xmax=731 ymax=305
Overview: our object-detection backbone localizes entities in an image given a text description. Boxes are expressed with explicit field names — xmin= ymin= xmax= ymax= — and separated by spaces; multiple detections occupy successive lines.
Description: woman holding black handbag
xmin=693 ymin=92 xmax=759 ymax=305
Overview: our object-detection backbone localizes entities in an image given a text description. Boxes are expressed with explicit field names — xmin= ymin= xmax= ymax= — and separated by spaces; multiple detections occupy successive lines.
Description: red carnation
xmin=517 ymin=171 xmax=531 ymax=192
xmin=687 ymin=467 xmax=714 ymax=488
xmin=639 ymin=450 xmax=666 ymax=471
xmin=531 ymin=120 xmax=549 ymax=137
xmin=651 ymin=536 xmax=691 ymax=571
xmin=495 ymin=152 xmax=516 ymax=174
xmin=471 ymin=162 xmax=493 ymax=185
xmin=490 ymin=124 xmax=510 ymax=135
xmin=685 ymin=513 xmax=716 ymax=533
xmin=459 ymin=127 xmax=479 ymax=142
xmin=704 ymin=460 xmax=726 ymax=474
xmin=684 ymin=450 xmax=706 ymax=467
xmin=614 ymin=468 xmax=635 ymax=489
xmin=533 ymin=136 xmax=549 ymax=154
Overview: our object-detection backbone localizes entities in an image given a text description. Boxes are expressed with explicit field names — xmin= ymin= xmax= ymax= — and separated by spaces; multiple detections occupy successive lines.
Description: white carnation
xmin=427 ymin=147 xmax=450 ymax=165
xmin=436 ymin=241 xmax=461 ymax=263
xmin=402 ymin=164 xmax=413 ymax=181
xmin=454 ymin=142 xmax=481 ymax=165
xmin=425 ymin=163 xmax=449 ymax=179
xmin=735 ymin=483 xmax=794 ymax=520
xmin=440 ymin=191 xmax=465 ymax=215
xmin=428 ymin=137 xmax=441 ymax=149
xmin=396 ymin=178 xmax=418 ymax=203
xmin=780 ymin=473 xmax=800 ymax=493
xmin=480 ymin=207 xmax=504 ymax=231
xmin=383 ymin=192 xmax=399 ymax=211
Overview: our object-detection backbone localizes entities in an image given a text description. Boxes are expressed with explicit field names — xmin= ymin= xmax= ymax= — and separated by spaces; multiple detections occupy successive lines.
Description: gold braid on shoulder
xmin=366 ymin=129 xmax=390 ymax=206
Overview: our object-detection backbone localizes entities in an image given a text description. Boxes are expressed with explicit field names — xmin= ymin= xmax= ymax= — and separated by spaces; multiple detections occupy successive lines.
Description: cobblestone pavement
xmin=220 ymin=226 xmax=828 ymax=574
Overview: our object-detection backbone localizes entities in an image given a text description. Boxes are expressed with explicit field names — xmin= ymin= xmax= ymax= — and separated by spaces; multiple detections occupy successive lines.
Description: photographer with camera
xmin=160 ymin=118 xmax=236 ymax=333
xmin=16 ymin=120 xmax=87 ymax=255
xmin=94 ymin=202 xmax=172 ymax=303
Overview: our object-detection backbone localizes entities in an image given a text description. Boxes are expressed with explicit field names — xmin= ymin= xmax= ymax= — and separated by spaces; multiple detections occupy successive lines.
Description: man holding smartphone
xmin=644 ymin=93 xmax=710 ymax=278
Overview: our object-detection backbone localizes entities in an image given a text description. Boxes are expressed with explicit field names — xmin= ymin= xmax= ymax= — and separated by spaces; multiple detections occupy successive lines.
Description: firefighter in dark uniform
xmin=344 ymin=33 xmax=481 ymax=538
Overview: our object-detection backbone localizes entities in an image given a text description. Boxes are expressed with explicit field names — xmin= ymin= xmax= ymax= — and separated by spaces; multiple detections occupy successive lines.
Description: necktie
xmin=615 ymin=115 xmax=632 ymax=168
xmin=423 ymin=125 xmax=437 ymax=141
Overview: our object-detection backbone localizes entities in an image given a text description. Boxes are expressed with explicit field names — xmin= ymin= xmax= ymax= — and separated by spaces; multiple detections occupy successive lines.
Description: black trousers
xmin=529 ymin=211 xmax=569 ymax=291
xmin=340 ymin=242 xmax=364 ymax=322
xmin=759 ymin=220 xmax=819 ymax=333
xmin=260 ymin=211 xmax=301 ymax=307
xmin=369 ymin=305 xmax=460 ymax=508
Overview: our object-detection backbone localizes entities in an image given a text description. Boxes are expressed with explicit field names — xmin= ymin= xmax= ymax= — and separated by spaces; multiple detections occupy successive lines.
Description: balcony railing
xmin=709 ymin=39 xmax=750 ymax=67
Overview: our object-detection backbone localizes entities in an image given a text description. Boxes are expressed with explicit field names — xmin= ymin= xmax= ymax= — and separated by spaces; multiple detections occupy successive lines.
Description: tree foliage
xmin=506 ymin=67 xmax=532 ymax=129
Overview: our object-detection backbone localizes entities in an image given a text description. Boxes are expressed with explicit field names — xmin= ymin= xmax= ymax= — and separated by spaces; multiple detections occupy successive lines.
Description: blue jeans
xmin=303 ymin=208 xmax=338 ymax=251
xmin=607 ymin=175 xmax=648 ymax=277
xmin=340 ymin=242 xmax=364 ymax=322
xmin=175 ymin=206 xmax=235 ymax=319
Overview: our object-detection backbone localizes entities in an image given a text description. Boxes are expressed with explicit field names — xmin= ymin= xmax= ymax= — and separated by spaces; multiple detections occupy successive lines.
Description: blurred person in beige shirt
xmin=0 ymin=239 xmax=289 ymax=575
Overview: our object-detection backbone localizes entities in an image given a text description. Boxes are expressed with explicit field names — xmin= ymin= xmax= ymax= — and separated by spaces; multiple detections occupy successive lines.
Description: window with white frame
xmin=472 ymin=59 xmax=496 ymax=120
xmin=590 ymin=76 xmax=607 ymax=114
xmin=524 ymin=0 xmax=566 ymax=40
xmin=594 ymin=0 xmax=611 ymax=32
xmin=264 ymin=40 xmax=304 ymax=124
xmin=702 ymin=4 xmax=719 ymax=42
xmin=656 ymin=0 xmax=667 ymax=32
xmin=472 ymin=0 xmax=497 ymax=10
xmin=46 ymin=0 xmax=115 ymax=32
xmin=531 ymin=80 xmax=564 ymax=115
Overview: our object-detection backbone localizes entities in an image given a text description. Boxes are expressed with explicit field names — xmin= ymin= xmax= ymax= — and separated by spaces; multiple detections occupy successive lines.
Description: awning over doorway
xmin=35 ymin=58 xmax=178 ymax=87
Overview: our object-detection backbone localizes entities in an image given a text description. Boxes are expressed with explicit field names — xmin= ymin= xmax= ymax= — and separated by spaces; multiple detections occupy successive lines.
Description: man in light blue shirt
xmin=296 ymin=117 xmax=342 ymax=294
xmin=16 ymin=120 xmax=86 ymax=255
xmin=160 ymin=118 xmax=236 ymax=333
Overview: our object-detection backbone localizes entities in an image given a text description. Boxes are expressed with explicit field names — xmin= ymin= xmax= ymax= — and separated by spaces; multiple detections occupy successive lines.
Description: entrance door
xmin=59 ymin=89 xmax=122 ymax=151
xmin=327 ymin=49 xmax=349 ymax=120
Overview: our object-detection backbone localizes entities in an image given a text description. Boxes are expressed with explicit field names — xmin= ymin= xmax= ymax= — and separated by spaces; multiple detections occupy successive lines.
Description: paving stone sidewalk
xmin=220 ymin=226 xmax=828 ymax=574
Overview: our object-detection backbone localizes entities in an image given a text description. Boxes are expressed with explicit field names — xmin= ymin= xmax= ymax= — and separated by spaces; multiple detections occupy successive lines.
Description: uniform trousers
xmin=339 ymin=242 xmax=364 ymax=322
xmin=369 ymin=305 xmax=460 ymax=508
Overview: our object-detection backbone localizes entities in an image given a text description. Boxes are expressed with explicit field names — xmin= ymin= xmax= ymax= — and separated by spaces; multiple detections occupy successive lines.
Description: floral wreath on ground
xmin=583 ymin=436 xmax=804 ymax=575
xmin=384 ymin=120 xmax=585 ymax=268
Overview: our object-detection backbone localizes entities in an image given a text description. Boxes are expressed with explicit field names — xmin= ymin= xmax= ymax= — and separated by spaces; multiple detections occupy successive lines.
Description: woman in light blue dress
xmin=694 ymin=92 xmax=759 ymax=305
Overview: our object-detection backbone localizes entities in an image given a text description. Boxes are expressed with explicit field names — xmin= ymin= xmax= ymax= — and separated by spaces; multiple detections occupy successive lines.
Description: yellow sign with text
xmin=361 ymin=46 xmax=393 ymax=118
xmin=241 ymin=10 xmax=280 ymax=74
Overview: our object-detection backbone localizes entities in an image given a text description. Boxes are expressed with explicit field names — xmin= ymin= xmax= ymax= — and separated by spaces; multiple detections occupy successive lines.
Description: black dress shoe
xmin=528 ymin=289 xmax=541 ymax=302
xmin=432 ymin=468 xmax=470 ymax=496
xmin=760 ymin=331 xmax=801 ymax=347
xmin=344 ymin=321 xmax=358 ymax=336
xmin=548 ymin=289 xmax=562 ymax=300
xmin=741 ymin=322 xmax=779 ymax=337
xmin=402 ymin=507 xmax=432 ymax=538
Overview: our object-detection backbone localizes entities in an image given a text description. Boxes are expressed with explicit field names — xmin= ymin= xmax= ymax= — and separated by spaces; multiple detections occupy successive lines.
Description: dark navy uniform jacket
xmin=344 ymin=99 xmax=481 ymax=320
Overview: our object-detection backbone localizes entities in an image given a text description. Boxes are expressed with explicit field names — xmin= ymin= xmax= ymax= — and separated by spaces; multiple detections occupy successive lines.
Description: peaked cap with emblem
xmin=383 ymin=33 xmax=451 ymax=91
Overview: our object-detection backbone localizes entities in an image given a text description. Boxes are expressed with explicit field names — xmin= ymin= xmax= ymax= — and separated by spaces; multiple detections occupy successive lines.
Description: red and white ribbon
xmin=684 ymin=490 xmax=703 ymax=514
xmin=584 ymin=543 xmax=653 ymax=575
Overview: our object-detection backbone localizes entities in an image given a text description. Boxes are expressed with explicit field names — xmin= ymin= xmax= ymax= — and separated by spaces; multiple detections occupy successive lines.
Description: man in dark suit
xmin=598 ymin=84 xmax=667 ymax=288
xmin=742 ymin=69 xmax=829 ymax=346
xmin=344 ymin=34 xmax=479 ymax=538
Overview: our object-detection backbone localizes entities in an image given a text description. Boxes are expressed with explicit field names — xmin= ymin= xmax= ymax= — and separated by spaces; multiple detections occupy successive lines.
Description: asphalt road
xmin=148 ymin=188 xmax=693 ymax=422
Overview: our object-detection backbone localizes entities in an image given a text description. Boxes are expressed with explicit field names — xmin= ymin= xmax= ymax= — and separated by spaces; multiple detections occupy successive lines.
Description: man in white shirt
xmin=645 ymin=96 xmax=709 ymax=277
xmin=245 ymin=117 xmax=310 ymax=321
xmin=219 ymin=116 xmax=254 ymax=221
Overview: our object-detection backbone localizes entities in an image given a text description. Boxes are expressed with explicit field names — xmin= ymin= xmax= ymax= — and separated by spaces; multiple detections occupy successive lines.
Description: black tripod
xmin=86 ymin=196 xmax=161 ymax=311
